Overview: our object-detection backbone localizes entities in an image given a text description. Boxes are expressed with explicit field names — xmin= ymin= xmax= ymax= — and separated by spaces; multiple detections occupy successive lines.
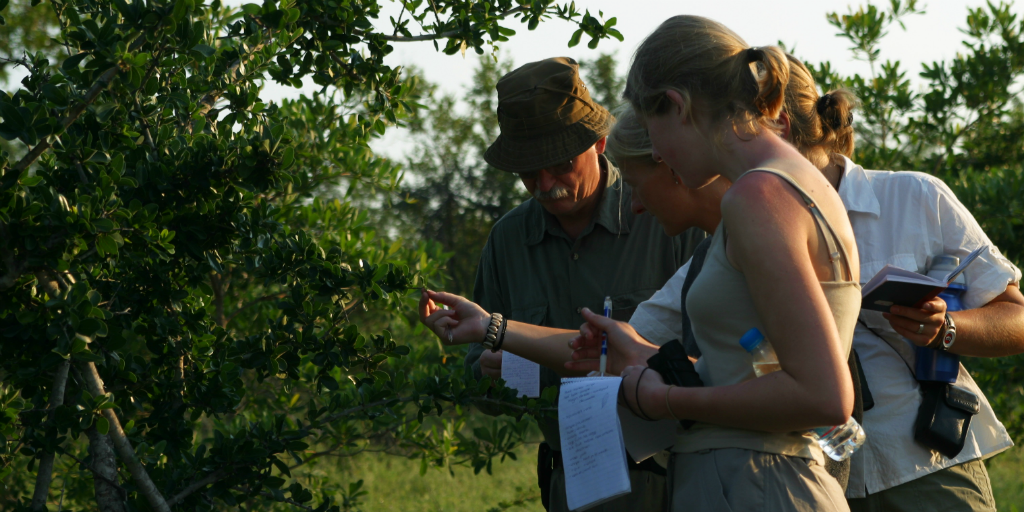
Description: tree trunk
xmin=86 ymin=427 xmax=125 ymax=512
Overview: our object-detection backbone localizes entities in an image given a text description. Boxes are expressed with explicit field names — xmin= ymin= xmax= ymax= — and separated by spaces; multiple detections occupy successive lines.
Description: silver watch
xmin=940 ymin=312 xmax=957 ymax=351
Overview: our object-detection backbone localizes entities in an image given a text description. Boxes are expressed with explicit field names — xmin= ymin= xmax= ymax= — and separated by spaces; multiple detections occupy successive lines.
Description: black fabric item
xmin=647 ymin=340 xmax=704 ymax=429
xmin=679 ymin=237 xmax=713 ymax=358
xmin=915 ymin=382 xmax=980 ymax=458
xmin=538 ymin=442 xmax=554 ymax=511
xmin=855 ymin=348 xmax=875 ymax=411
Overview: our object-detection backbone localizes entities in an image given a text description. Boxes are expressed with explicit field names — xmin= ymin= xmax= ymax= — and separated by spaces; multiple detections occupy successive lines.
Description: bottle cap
xmin=927 ymin=254 xmax=967 ymax=285
xmin=739 ymin=328 xmax=765 ymax=353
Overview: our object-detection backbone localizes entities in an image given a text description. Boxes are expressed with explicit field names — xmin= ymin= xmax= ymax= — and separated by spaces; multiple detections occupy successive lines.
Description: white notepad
xmin=501 ymin=352 xmax=540 ymax=398
xmin=558 ymin=377 xmax=631 ymax=511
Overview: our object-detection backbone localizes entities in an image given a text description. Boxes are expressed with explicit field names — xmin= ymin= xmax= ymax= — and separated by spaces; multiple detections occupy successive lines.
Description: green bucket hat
xmin=484 ymin=57 xmax=614 ymax=173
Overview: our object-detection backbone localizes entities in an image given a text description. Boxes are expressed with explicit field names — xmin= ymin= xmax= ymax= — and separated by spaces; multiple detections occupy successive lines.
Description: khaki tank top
xmin=677 ymin=166 xmax=861 ymax=462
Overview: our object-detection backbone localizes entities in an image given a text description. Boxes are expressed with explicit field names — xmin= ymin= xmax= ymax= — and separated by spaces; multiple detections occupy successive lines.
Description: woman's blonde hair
xmin=783 ymin=54 xmax=856 ymax=168
xmin=605 ymin=105 xmax=652 ymax=163
xmin=624 ymin=15 xmax=788 ymax=139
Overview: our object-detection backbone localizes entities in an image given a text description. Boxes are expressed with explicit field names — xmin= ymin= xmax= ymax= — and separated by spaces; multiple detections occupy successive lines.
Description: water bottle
xmin=739 ymin=328 xmax=867 ymax=461
xmin=914 ymin=255 xmax=964 ymax=383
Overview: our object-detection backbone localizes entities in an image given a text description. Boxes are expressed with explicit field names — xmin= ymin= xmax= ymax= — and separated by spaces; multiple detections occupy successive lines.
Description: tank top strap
xmin=739 ymin=167 xmax=854 ymax=282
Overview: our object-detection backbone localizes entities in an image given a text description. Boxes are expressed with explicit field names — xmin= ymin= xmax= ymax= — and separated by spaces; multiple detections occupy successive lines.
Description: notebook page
xmin=500 ymin=352 xmax=540 ymax=398
xmin=559 ymin=377 xmax=631 ymax=511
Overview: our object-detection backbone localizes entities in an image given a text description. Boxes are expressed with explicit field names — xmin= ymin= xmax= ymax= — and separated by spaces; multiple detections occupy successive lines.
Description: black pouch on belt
xmin=537 ymin=442 xmax=554 ymax=511
xmin=646 ymin=339 xmax=704 ymax=429
xmin=914 ymin=382 xmax=980 ymax=458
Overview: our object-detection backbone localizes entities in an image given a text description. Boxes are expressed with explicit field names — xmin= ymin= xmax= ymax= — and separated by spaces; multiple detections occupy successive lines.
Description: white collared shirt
xmin=629 ymin=156 xmax=1021 ymax=497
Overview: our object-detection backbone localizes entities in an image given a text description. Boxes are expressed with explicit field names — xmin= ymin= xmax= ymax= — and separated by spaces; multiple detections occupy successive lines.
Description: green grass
xmin=318 ymin=445 xmax=1024 ymax=512
xmin=989 ymin=447 xmax=1024 ymax=511
xmin=322 ymin=447 xmax=544 ymax=512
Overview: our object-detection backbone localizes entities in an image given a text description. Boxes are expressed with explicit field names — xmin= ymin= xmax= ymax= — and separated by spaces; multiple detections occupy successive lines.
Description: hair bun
xmin=816 ymin=93 xmax=853 ymax=129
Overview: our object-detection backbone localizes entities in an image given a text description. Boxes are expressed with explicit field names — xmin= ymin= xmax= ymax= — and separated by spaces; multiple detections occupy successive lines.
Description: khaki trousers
xmin=669 ymin=449 xmax=849 ymax=512
xmin=847 ymin=459 xmax=996 ymax=512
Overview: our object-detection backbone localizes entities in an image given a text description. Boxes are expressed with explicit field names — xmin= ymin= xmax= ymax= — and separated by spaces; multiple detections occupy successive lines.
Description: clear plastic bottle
xmin=739 ymin=328 xmax=867 ymax=461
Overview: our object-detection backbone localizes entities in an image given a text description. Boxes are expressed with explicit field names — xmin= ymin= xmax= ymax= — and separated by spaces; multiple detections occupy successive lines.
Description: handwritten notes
xmin=501 ymin=352 xmax=540 ymax=398
xmin=558 ymin=377 xmax=631 ymax=511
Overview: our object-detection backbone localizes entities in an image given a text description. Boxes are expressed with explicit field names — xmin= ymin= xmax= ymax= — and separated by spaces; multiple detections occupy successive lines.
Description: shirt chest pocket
xmin=509 ymin=305 xmax=548 ymax=325
xmin=610 ymin=289 xmax=658 ymax=322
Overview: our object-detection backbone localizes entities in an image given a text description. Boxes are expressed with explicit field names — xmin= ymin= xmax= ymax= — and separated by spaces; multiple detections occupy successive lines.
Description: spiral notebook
xmin=558 ymin=377 xmax=631 ymax=511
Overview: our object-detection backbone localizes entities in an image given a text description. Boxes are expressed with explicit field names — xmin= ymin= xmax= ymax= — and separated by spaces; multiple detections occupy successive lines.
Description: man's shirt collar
xmin=837 ymin=155 xmax=881 ymax=218
xmin=524 ymin=155 xmax=631 ymax=246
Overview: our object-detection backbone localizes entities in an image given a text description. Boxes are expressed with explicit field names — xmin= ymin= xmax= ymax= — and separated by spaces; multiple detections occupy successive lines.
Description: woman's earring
xmin=673 ymin=174 xmax=681 ymax=185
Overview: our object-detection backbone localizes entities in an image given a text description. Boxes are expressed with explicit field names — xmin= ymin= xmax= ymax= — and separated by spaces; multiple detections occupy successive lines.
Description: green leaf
xmin=93 ymin=218 xmax=115 ymax=232
xmin=62 ymin=52 xmax=89 ymax=71
xmin=20 ymin=175 xmax=43 ymax=187
xmin=95 ymin=416 xmax=109 ymax=435
xmin=96 ymin=235 xmax=118 ymax=256
xmin=0 ymin=101 xmax=24 ymax=131
xmin=281 ymin=146 xmax=294 ymax=168
xmin=568 ymin=28 xmax=583 ymax=47
xmin=171 ymin=0 xmax=188 ymax=21
xmin=240 ymin=3 xmax=261 ymax=15
xmin=192 ymin=44 xmax=216 ymax=58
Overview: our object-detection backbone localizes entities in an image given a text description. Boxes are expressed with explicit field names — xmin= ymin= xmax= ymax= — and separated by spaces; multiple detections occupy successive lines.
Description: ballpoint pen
xmin=600 ymin=296 xmax=611 ymax=377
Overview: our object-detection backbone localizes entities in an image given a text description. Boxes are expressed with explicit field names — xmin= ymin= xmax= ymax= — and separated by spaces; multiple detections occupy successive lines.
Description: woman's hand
xmin=620 ymin=365 xmax=670 ymax=420
xmin=564 ymin=308 xmax=660 ymax=375
xmin=418 ymin=290 xmax=490 ymax=346
xmin=884 ymin=297 xmax=947 ymax=347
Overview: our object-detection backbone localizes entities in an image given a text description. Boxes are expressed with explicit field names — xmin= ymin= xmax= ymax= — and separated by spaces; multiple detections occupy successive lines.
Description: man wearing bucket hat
xmin=464 ymin=57 xmax=705 ymax=511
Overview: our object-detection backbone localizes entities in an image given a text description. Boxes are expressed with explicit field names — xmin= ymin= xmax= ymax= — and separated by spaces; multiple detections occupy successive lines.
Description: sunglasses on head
xmin=516 ymin=157 xmax=576 ymax=180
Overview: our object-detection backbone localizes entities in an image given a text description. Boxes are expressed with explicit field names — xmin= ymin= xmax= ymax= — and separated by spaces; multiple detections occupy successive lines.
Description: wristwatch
xmin=939 ymin=312 xmax=957 ymax=351
xmin=481 ymin=312 xmax=504 ymax=352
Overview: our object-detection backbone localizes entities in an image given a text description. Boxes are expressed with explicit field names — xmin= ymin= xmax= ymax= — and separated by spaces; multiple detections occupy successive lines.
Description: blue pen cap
xmin=739 ymin=328 xmax=765 ymax=353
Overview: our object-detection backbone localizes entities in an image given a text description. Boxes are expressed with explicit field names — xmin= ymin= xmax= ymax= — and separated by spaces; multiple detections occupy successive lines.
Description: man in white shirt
xmin=628 ymin=156 xmax=1024 ymax=510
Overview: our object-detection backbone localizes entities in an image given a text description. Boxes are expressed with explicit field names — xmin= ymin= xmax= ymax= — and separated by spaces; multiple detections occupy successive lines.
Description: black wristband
xmin=635 ymin=368 xmax=655 ymax=421
xmin=491 ymin=317 xmax=508 ymax=352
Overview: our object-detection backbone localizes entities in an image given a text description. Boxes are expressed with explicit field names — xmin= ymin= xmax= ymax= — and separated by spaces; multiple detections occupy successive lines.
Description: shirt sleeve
xmin=930 ymin=177 xmax=1022 ymax=309
xmin=629 ymin=259 xmax=691 ymax=345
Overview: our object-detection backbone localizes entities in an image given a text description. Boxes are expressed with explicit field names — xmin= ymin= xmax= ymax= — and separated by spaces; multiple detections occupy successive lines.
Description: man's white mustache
xmin=534 ymin=186 xmax=571 ymax=200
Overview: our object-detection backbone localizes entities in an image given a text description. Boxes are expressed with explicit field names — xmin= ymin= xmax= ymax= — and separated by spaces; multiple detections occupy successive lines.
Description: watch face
xmin=942 ymin=330 xmax=956 ymax=348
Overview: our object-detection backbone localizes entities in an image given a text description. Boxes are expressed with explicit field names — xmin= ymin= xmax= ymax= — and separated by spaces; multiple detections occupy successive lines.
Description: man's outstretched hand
xmin=419 ymin=289 xmax=490 ymax=346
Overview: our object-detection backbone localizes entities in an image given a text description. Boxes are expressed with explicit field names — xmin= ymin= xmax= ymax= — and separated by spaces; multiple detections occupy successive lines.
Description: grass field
xmin=324 ymin=446 xmax=1024 ymax=511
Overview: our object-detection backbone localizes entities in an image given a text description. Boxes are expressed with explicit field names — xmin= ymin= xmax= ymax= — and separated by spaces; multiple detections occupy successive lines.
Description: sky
xmin=231 ymin=0 xmax=1003 ymax=159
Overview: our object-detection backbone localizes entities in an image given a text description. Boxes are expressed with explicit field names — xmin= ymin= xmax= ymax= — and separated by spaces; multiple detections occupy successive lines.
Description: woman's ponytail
xmin=747 ymin=46 xmax=790 ymax=121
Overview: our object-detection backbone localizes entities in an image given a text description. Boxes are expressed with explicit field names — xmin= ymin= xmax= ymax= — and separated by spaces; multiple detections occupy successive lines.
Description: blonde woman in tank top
xmin=601 ymin=15 xmax=860 ymax=511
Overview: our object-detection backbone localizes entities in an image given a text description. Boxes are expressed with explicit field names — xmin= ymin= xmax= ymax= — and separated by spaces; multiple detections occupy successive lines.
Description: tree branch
xmin=29 ymin=351 xmax=71 ymax=511
xmin=85 ymin=427 xmax=127 ymax=512
xmin=342 ymin=6 xmax=528 ymax=42
xmin=76 ymin=363 xmax=172 ymax=512
xmin=165 ymin=467 xmax=232 ymax=507
xmin=13 ymin=32 xmax=144 ymax=173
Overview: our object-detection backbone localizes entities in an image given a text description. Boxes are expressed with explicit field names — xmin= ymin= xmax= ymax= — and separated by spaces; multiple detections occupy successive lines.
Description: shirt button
xmin=572 ymin=253 xmax=579 ymax=260
xmin=576 ymin=307 xmax=582 ymax=314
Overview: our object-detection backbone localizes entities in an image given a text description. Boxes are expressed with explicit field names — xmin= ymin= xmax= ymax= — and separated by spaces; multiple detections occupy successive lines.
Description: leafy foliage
xmin=0 ymin=0 xmax=619 ymax=510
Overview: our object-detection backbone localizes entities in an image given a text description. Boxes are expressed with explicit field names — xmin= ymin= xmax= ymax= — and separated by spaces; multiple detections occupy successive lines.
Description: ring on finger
xmin=567 ymin=339 xmax=574 ymax=350
xmin=916 ymin=323 xmax=925 ymax=334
